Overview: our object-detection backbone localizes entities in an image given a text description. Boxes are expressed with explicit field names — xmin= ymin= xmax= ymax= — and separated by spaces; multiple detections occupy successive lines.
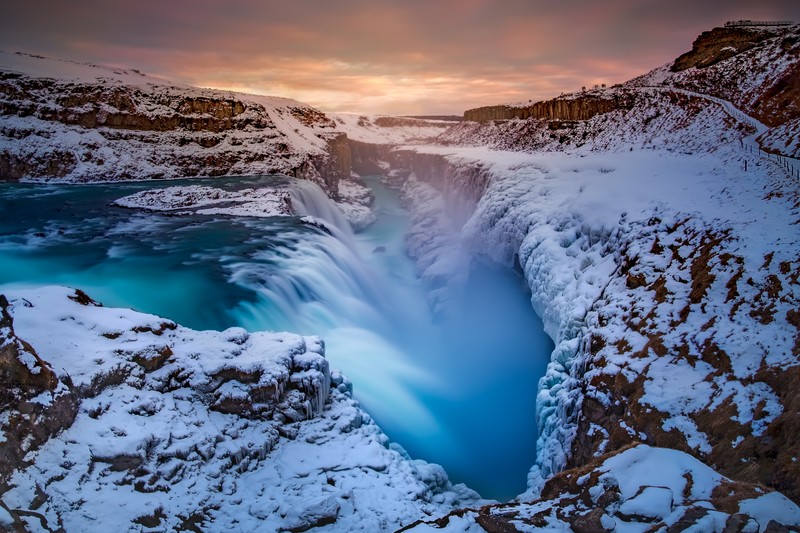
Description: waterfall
xmin=289 ymin=179 xmax=355 ymax=246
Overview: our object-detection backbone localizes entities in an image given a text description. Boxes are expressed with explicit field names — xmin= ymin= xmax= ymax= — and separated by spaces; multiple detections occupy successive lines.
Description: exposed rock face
xmin=348 ymin=139 xmax=391 ymax=175
xmin=0 ymin=52 xmax=349 ymax=195
xmin=463 ymin=91 xmax=634 ymax=123
xmin=671 ymin=26 xmax=779 ymax=71
xmin=309 ymin=132 xmax=352 ymax=195
xmin=0 ymin=295 xmax=78 ymax=493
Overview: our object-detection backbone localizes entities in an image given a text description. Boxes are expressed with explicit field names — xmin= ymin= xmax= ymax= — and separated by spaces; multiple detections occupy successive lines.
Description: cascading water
xmin=0 ymin=174 xmax=553 ymax=501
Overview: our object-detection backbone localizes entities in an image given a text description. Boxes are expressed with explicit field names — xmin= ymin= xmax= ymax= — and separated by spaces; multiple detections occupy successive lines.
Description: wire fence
xmin=740 ymin=140 xmax=800 ymax=179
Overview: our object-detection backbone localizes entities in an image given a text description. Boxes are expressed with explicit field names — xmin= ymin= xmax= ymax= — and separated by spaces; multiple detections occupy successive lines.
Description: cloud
xmin=2 ymin=0 xmax=799 ymax=114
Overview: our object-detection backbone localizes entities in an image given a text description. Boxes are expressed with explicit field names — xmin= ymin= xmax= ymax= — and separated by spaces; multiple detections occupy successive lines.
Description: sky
xmin=1 ymin=1 xmax=799 ymax=115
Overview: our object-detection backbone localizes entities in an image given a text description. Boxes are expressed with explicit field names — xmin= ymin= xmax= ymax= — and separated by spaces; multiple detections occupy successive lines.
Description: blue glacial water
xmin=0 ymin=175 xmax=553 ymax=501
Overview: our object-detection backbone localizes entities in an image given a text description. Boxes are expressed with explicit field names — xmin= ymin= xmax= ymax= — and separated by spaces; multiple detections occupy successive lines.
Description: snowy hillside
xmin=0 ymin=51 xmax=350 ymax=194
xmin=449 ymin=23 xmax=800 ymax=158
xmin=0 ymin=287 xmax=481 ymax=531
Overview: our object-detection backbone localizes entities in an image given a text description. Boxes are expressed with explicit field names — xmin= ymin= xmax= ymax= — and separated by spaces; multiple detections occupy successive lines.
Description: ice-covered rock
xmin=402 ymin=445 xmax=800 ymax=531
xmin=0 ymin=286 xmax=482 ymax=531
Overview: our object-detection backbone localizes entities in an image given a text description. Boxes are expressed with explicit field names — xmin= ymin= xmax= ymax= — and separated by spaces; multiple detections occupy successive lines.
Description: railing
xmin=740 ymin=139 xmax=800 ymax=179
xmin=724 ymin=20 xmax=794 ymax=28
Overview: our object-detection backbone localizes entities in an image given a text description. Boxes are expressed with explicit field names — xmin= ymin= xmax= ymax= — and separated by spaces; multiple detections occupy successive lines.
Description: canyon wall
xmin=463 ymin=91 xmax=635 ymax=123
xmin=0 ymin=53 xmax=350 ymax=195
xmin=387 ymin=138 xmax=800 ymax=510
xmin=348 ymin=139 xmax=392 ymax=176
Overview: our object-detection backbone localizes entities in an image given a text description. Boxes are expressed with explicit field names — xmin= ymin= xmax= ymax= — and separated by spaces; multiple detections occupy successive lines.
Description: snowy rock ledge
xmin=401 ymin=444 xmax=800 ymax=532
xmin=0 ymin=286 xmax=481 ymax=531
xmin=112 ymin=184 xmax=294 ymax=217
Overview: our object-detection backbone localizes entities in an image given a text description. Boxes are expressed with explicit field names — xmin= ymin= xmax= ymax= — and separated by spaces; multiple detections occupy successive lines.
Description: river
xmin=0 ymin=174 xmax=553 ymax=501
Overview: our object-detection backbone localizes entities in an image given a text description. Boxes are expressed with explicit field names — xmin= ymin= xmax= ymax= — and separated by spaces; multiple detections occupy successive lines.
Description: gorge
xmin=2 ymin=20 xmax=800 ymax=533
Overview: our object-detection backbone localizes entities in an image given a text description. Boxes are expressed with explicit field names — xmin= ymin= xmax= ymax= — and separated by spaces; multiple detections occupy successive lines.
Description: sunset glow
xmin=2 ymin=0 xmax=798 ymax=114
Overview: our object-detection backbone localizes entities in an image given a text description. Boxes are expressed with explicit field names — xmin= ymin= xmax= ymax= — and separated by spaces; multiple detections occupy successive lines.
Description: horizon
xmin=2 ymin=1 xmax=799 ymax=115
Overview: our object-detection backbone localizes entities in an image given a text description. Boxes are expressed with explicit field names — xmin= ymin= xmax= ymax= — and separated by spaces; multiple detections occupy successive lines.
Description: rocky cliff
xmin=463 ymin=90 xmax=635 ymax=123
xmin=0 ymin=52 xmax=349 ymax=195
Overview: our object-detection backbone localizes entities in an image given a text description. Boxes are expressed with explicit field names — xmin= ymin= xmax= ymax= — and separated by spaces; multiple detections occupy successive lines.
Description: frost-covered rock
xmin=0 ymin=286 xmax=482 ymax=531
xmin=112 ymin=184 xmax=294 ymax=217
xmin=402 ymin=445 xmax=800 ymax=532
xmin=336 ymin=177 xmax=377 ymax=231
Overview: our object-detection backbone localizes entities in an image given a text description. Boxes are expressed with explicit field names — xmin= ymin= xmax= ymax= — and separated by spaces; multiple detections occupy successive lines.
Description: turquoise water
xmin=0 ymin=175 xmax=553 ymax=501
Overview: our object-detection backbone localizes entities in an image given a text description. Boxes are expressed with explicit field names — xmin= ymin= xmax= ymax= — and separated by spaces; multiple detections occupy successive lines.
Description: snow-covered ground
xmin=330 ymin=114 xmax=452 ymax=145
xmin=0 ymin=286 xmax=482 ymax=531
xmin=404 ymin=444 xmax=800 ymax=531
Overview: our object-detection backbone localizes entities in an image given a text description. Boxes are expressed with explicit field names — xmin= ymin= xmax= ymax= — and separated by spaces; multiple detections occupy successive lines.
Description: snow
xmin=600 ymin=445 xmax=721 ymax=502
xmin=0 ymin=506 xmax=13 ymax=527
xmin=618 ymin=485 xmax=674 ymax=519
xmin=112 ymin=184 xmax=293 ymax=217
xmin=739 ymin=492 xmax=800 ymax=532
xmin=0 ymin=285 xmax=483 ymax=531
xmin=331 ymin=113 xmax=451 ymax=145
xmin=0 ymin=50 xmax=176 ymax=88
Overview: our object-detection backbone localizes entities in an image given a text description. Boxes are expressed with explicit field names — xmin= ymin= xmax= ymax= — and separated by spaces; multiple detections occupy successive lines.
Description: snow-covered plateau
xmin=2 ymin=22 xmax=800 ymax=532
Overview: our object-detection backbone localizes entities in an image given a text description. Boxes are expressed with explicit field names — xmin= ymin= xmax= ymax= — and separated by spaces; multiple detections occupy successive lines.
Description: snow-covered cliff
xmin=0 ymin=51 xmax=351 ymax=194
xmin=384 ymin=22 xmax=800 ymax=531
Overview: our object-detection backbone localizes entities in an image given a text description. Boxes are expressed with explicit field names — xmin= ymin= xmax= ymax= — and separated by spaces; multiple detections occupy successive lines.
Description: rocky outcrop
xmin=307 ymin=132 xmax=352 ymax=195
xmin=348 ymin=139 xmax=391 ymax=175
xmin=463 ymin=91 xmax=635 ymax=123
xmin=401 ymin=444 xmax=800 ymax=532
xmin=0 ymin=295 xmax=79 ymax=493
xmin=0 ymin=286 xmax=480 ymax=531
xmin=672 ymin=26 xmax=783 ymax=71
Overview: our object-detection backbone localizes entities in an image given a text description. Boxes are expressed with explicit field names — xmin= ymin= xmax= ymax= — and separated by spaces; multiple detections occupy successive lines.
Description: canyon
xmin=1 ymin=21 xmax=800 ymax=532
